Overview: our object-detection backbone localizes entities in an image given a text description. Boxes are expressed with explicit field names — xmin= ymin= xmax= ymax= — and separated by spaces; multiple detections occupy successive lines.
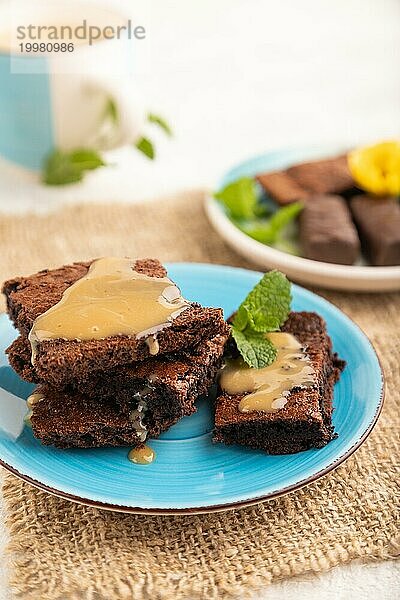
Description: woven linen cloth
xmin=0 ymin=191 xmax=399 ymax=600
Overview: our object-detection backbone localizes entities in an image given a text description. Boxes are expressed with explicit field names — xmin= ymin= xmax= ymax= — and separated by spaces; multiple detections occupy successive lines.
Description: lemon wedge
xmin=348 ymin=140 xmax=400 ymax=197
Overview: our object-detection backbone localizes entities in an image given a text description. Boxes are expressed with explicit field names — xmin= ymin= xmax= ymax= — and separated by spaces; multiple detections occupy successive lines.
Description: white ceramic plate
xmin=205 ymin=146 xmax=400 ymax=291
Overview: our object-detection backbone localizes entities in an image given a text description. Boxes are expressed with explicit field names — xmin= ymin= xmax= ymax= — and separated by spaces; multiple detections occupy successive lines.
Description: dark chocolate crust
xmin=3 ymin=258 xmax=228 ymax=387
xmin=214 ymin=312 xmax=345 ymax=455
xmin=29 ymin=333 xmax=228 ymax=449
xmin=9 ymin=333 xmax=229 ymax=417
xmin=299 ymin=194 xmax=360 ymax=264
xmin=76 ymin=333 xmax=228 ymax=414
xmin=350 ymin=195 xmax=400 ymax=266
xmin=29 ymin=385 xmax=180 ymax=449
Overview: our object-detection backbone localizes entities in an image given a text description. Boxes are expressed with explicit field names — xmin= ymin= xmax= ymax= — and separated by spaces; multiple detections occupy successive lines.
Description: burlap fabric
xmin=0 ymin=191 xmax=399 ymax=600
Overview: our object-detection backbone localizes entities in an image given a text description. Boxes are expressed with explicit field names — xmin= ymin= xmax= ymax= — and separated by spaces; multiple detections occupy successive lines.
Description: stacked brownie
xmin=3 ymin=259 xmax=229 ymax=448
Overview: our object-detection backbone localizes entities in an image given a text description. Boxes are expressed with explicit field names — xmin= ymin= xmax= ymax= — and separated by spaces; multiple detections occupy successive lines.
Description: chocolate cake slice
xmin=2 ymin=258 xmax=228 ymax=387
xmin=214 ymin=312 xmax=344 ymax=455
xmin=9 ymin=333 xmax=228 ymax=421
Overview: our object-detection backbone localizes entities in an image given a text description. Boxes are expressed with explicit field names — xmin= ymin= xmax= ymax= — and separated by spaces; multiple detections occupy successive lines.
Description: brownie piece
xmin=350 ymin=195 xmax=400 ymax=266
xmin=29 ymin=385 xmax=181 ymax=449
xmin=9 ymin=333 xmax=229 ymax=417
xmin=27 ymin=332 xmax=229 ymax=449
xmin=2 ymin=258 xmax=228 ymax=387
xmin=286 ymin=154 xmax=354 ymax=195
xmin=256 ymin=171 xmax=310 ymax=205
xmin=214 ymin=312 xmax=345 ymax=455
xmin=299 ymin=194 xmax=360 ymax=264
xmin=256 ymin=154 xmax=355 ymax=206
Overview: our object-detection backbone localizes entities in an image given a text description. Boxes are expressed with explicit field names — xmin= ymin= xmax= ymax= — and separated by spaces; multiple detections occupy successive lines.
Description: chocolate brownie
xmin=3 ymin=259 xmax=228 ymax=387
xmin=9 ymin=333 xmax=229 ymax=418
xmin=350 ymin=195 xmax=400 ymax=266
xmin=29 ymin=385 xmax=182 ymax=449
xmin=256 ymin=171 xmax=310 ymax=205
xmin=214 ymin=312 xmax=345 ymax=454
xmin=286 ymin=154 xmax=354 ymax=195
xmin=299 ymin=194 xmax=360 ymax=264
xmin=256 ymin=155 xmax=355 ymax=206
xmin=27 ymin=332 xmax=229 ymax=449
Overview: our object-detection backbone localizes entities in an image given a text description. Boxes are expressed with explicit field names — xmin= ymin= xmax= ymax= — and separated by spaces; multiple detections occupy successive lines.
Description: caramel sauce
xmin=146 ymin=335 xmax=160 ymax=356
xmin=24 ymin=391 xmax=45 ymax=427
xmin=128 ymin=445 xmax=156 ymax=465
xmin=28 ymin=257 xmax=190 ymax=363
xmin=219 ymin=332 xmax=315 ymax=413
xmin=129 ymin=399 xmax=148 ymax=442
xmin=26 ymin=392 xmax=44 ymax=409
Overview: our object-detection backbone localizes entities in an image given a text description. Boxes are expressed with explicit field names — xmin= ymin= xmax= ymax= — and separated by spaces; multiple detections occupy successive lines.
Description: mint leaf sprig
xmin=214 ymin=177 xmax=303 ymax=255
xmin=135 ymin=112 xmax=173 ymax=161
xmin=231 ymin=270 xmax=291 ymax=369
xmin=148 ymin=113 xmax=173 ymax=136
xmin=214 ymin=177 xmax=259 ymax=220
xmin=135 ymin=137 xmax=155 ymax=159
xmin=103 ymin=102 xmax=172 ymax=160
xmin=240 ymin=201 xmax=303 ymax=245
xmin=42 ymin=149 xmax=106 ymax=185
xmin=42 ymin=111 xmax=172 ymax=185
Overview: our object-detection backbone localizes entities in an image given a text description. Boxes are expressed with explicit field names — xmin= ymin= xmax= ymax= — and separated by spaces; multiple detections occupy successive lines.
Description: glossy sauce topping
xmin=129 ymin=398 xmax=148 ymax=442
xmin=146 ymin=335 xmax=160 ymax=356
xmin=26 ymin=392 xmax=44 ymax=409
xmin=219 ymin=332 xmax=315 ymax=413
xmin=28 ymin=257 xmax=190 ymax=363
xmin=25 ymin=391 xmax=45 ymax=426
xmin=128 ymin=445 xmax=156 ymax=465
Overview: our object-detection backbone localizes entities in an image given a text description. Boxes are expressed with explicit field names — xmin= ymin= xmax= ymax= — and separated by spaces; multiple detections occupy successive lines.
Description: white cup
xmin=0 ymin=0 xmax=145 ymax=170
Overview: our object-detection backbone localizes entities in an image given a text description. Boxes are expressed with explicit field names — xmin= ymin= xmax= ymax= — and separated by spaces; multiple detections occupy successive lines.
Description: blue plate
xmin=0 ymin=263 xmax=384 ymax=514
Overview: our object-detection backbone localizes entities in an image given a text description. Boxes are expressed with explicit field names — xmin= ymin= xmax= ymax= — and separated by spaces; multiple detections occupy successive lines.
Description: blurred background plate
xmin=0 ymin=263 xmax=384 ymax=514
xmin=205 ymin=147 xmax=400 ymax=292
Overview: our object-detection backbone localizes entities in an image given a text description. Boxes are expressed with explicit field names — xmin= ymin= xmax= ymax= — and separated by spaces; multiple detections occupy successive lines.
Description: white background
xmin=0 ymin=0 xmax=399 ymax=212
xmin=0 ymin=0 xmax=399 ymax=597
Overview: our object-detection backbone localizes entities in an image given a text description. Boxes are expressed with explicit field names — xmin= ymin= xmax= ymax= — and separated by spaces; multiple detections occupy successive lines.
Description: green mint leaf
xmin=242 ymin=202 xmax=303 ymax=244
xmin=253 ymin=201 xmax=272 ymax=218
xmin=214 ymin=177 xmax=257 ymax=220
xmin=105 ymin=98 xmax=118 ymax=124
xmin=69 ymin=149 xmax=106 ymax=170
xmin=230 ymin=270 xmax=292 ymax=368
xmin=148 ymin=113 xmax=172 ymax=136
xmin=232 ymin=327 xmax=277 ymax=369
xmin=233 ymin=270 xmax=291 ymax=333
xmin=135 ymin=136 xmax=155 ymax=159
xmin=42 ymin=148 xmax=105 ymax=186
xmin=233 ymin=305 xmax=250 ymax=331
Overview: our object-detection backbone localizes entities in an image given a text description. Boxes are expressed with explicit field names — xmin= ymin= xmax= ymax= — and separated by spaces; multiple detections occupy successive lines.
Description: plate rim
xmin=0 ymin=263 xmax=385 ymax=514
xmin=206 ymin=196 xmax=400 ymax=279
